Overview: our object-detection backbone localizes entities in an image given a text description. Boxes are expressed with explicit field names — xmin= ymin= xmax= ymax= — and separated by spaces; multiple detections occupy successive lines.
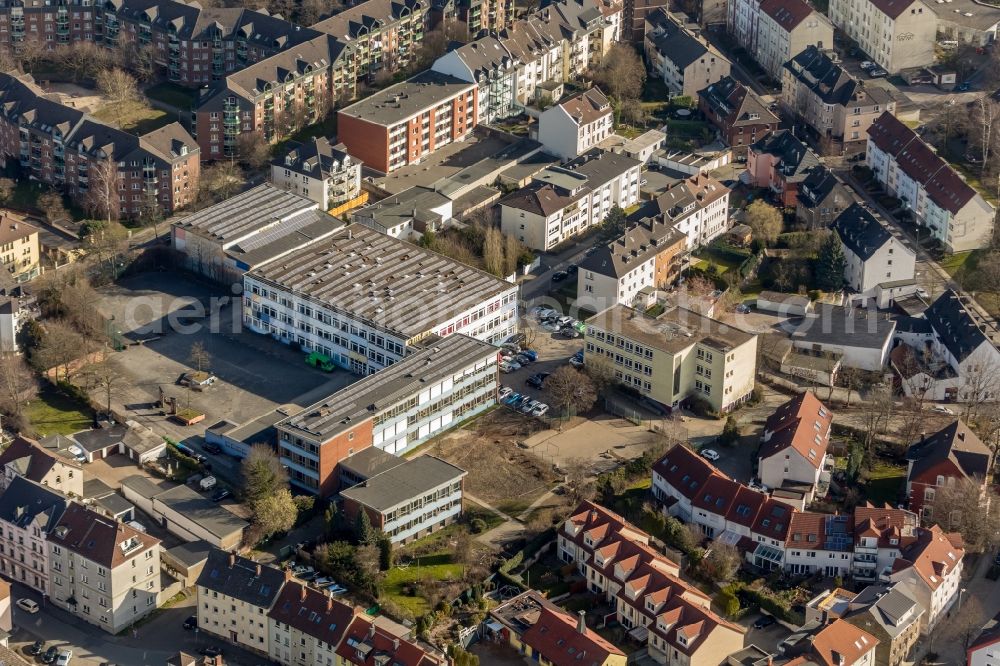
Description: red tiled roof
xmin=724 ymin=485 xmax=769 ymax=529
xmin=893 ymin=524 xmax=965 ymax=591
xmin=751 ymin=498 xmax=793 ymax=541
xmin=0 ymin=435 xmax=79 ymax=483
xmin=521 ymin=607 xmax=624 ymax=666
xmin=758 ymin=0 xmax=815 ymax=30
xmin=47 ymin=502 xmax=158 ymax=569
xmin=868 ymin=112 xmax=978 ymax=215
xmin=653 ymin=445 xmax=720 ymax=501
xmin=692 ymin=475 xmax=742 ymax=516
xmin=759 ymin=391 xmax=832 ymax=470
xmin=267 ymin=581 xmax=356 ymax=648
xmin=810 ymin=619 xmax=879 ymax=666
xmin=336 ymin=616 xmax=441 ymax=666
xmin=852 ymin=503 xmax=918 ymax=549
xmin=786 ymin=511 xmax=830 ymax=549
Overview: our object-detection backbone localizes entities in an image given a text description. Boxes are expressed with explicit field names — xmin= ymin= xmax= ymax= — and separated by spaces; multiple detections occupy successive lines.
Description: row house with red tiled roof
xmin=867 ymin=112 xmax=994 ymax=252
xmin=337 ymin=614 xmax=446 ymax=666
xmin=851 ymin=502 xmax=919 ymax=582
xmin=558 ymin=501 xmax=747 ymax=665
xmin=886 ymin=524 xmax=964 ymax=634
xmin=757 ymin=391 xmax=834 ymax=502
xmin=783 ymin=511 xmax=854 ymax=577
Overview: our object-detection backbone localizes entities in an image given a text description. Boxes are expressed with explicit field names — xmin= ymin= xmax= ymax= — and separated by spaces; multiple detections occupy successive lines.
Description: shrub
xmin=687 ymin=396 xmax=718 ymax=418
xmin=470 ymin=518 xmax=488 ymax=534
xmin=716 ymin=589 xmax=741 ymax=618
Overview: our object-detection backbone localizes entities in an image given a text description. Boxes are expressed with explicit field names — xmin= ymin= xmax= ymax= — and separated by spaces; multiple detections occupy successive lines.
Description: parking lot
xmin=96 ymin=273 xmax=355 ymax=447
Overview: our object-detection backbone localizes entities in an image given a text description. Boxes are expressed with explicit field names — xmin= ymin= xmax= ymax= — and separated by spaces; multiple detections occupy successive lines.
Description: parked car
xmin=203 ymin=442 xmax=222 ymax=455
xmin=521 ymin=399 xmax=540 ymax=414
xmin=931 ymin=405 xmax=955 ymax=415
xmin=515 ymin=353 xmax=535 ymax=366
xmin=869 ymin=68 xmax=888 ymax=78
xmin=700 ymin=449 xmax=721 ymax=461
xmin=27 ymin=640 xmax=44 ymax=656
xmin=505 ymin=392 xmax=522 ymax=405
xmin=504 ymin=333 xmax=527 ymax=346
xmin=500 ymin=360 xmax=520 ymax=373
xmin=183 ymin=615 xmax=198 ymax=630
xmin=860 ymin=60 xmax=876 ymax=71
xmin=519 ymin=349 xmax=539 ymax=362
xmin=551 ymin=270 xmax=569 ymax=282
xmin=566 ymin=264 xmax=578 ymax=274
xmin=532 ymin=403 xmax=550 ymax=417
xmin=735 ymin=304 xmax=750 ymax=314
xmin=16 ymin=598 xmax=39 ymax=614
xmin=526 ymin=372 xmax=551 ymax=389
xmin=199 ymin=647 xmax=223 ymax=658
xmin=955 ymin=81 xmax=972 ymax=92
xmin=42 ymin=646 xmax=59 ymax=664
xmin=498 ymin=386 xmax=513 ymax=401
xmin=55 ymin=649 xmax=72 ymax=665
xmin=753 ymin=614 xmax=777 ymax=629
xmin=211 ymin=488 xmax=231 ymax=502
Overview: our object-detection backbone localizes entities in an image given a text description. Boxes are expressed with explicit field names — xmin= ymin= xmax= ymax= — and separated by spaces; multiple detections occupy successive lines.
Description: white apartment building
xmin=267 ymin=580 xmax=356 ymax=666
xmin=644 ymin=9 xmax=732 ymax=98
xmin=727 ymin=0 xmax=833 ymax=79
xmin=270 ymin=139 xmax=362 ymax=211
xmin=432 ymin=36 xmax=520 ymax=124
xmin=274 ymin=334 xmax=497 ymax=495
xmin=243 ymin=223 xmax=518 ymax=376
xmin=0 ymin=435 xmax=83 ymax=498
xmin=197 ymin=550 xmax=287 ymax=655
xmin=867 ymin=112 xmax=995 ymax=252
xmin=499 ymin=151 xmax=641 ymax=251
xmin=886 ymin=525 xmax=964 ymax=635
xmin=0 ymin=477 xmax=67 ymax=593
xmin=47 ymin=503 xmax=161 ymax=634
xmin=833 ymin=203 xmax=917 ymax=307
xmin=757 ymin=391 xmax=833 ymax=501
xmin=537 ymin=88 xmax=613 ymax=160
xmin=828 ymin=0 xmax=936 ymax=73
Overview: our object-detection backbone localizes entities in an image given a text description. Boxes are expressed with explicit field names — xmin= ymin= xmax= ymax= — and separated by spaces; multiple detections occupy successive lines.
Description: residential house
xmin=852 ymin=504 xmax=920 ymax=583
xmin=782 ymin=619 xmax=878 ymax=666
xmin=904 ymin=420 xmax=992 ymax=520
xmin=537 ymin=88 xmax=613 ymax=160
xmin=787 ymin=304 xmax=897 ymax=371
xmin=196 ymin=549 xmax=286 ymax=655
xmin=698 ymin=76 xmax=778 ymax=155
xmin=336 ymin=71 xmax=477 ymax=174
xmin=843 ymin=584 xmax=923 ymax=666
xmin=274 ymin=335 xmax=497 ymax=493
xmin=828 ymin=0 xmax=936 ymax=73
xmin=886 ymin=524 xmax=964 ymax=634
xmin=833 ymin=203 xmax=917 ymax=307
xmin=488 ymin=591 xmax=627 ymax=666
xmin=968 ymin=614 xmax=1000 ymax=666
xmin=727 ymin=0 xmax=833 ymax=80
xmin=340 ymin=456 xmax=466 ymax=544
xmin=431 ymin=36 xmax=519 ymax=124
xmin=0 ymin=476 xmax=67 ymax=593
xmin=270 ymin=139 xmax=363 ymax=212
xmin=644 ymin=9 xmax=731 ymax=99
xmin=499 ymin=150 xmax=641 ymax=251
xmin=0 ymin=72 xmax=199 ymax=219
xmin=336 ymin=614 xmax=446 ymax=666
xmin=47 ymin=503 xmax=160 ymax=634
xmin=0 ymin=578 xmax=9 ymax=641
xmin=266 ymin=581 xmax=356 ymax=666
xmin=867 ymin=112 xmax=995 ymax=252
xmin=0 ymin=283 xmax=36 ymax=353
xmin=781 ymin=46 xmax=896 ymax=156
xmin=757 ymin=392 xmax=833 ymax=501
xmin=936 ymin=0 xmax=1000 ymax=47
xmin=191 ymin=34 xmax=351 ymax=160
xmin=0 ymin=436 xmax=83 ymax=498
xmin=795 ymin=166 xmax=855 ymax=229
xmin=783 ymin=512 xmax=854 ymax=577
xmin=584 ymin=304 xmax=758 ymax=414
xmin=747 ymin=130 xmax=821 ymax=208
xmin=0 ymin=213 xmax=40 ymax=282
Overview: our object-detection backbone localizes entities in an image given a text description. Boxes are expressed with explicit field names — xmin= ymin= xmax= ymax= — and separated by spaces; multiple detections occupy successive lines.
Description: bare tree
xmin=583 ymin=356 xmax=617 ymax=396
xmin=961 ymin=356 xmax=1000 ymax=422
xmin=85 ymin=154 xmax=122 ymax=224
xmin=0 ymin=178 xmax=14 ymax=206
xmin=0 ymin=353 xmax=38 ymax=420
xmin=503 ymin=233 xmax=523 ymax=276
xmin=700 ymin=540 xmax=740 ymax=583
xmin=547 ymin=366 xmax=597 ymax=418
xmin=96 ymin=67 xmax=139 ymax=127
xmin=188 ymin=341 xmax=211 ymax=373
xmin=37 ymin=190 xmax=70 ymax=226
xmin=859 ymin=381 xmax=894 ymax=453
xmin=82 ymin=357 xmax=126 ymax=419
xmin=589 ymin=44 xmax=646 ymax=123
xmin=34 ymin=320 xmax=89 ymax=381
xmin=972 ymin=96 xmax=1000 ymax=174
xmin=198 ymin=161 xmax=245 ymax=207
xmin=745 ymin=200 xmax=783 ymax=245
xmin=925 ymin=478 xmax=1000 ymax=554
xmin=236 ymin=131 xmax=272 ymax=170
xmin=482 ymin=227 xmax=505 ymax=277
xmin=84 ymin=220 xmax=129 ymax=273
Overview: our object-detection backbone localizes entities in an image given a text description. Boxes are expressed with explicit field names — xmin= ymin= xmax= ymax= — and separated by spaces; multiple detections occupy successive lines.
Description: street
xmin=8 ymin=582 xmax=275 ymax=666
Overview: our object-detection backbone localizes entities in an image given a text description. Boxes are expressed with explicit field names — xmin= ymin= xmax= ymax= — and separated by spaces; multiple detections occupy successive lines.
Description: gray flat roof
xmin=165 ymin=540 xmax=214 ymax=567
xmin=246 ymin=223 xmax=515 ymax=340
xmin=211 ymin=406 xmax=300 ymax=446
xmin=173 ymin=184 xmax=316 ymax=241
xmin=340 ymin=455 xmax=466 ymax=512
xmin=94 ymin=492 xmax=134 ymax=517
xmin=339 ymin=447 xmax=405 ymax=480
xmin=279 ymin=334 xmax=496 ymax=441
xmin=338 ymin=71 xmax=475 ymax=127
xmin=121 ymin=475 xmax=169 ymax=499
xmin=587 ymin=305 xmax=756 ymax=355
xmin=154 ymin=484 xmax=249 ymax=539
xmin=228 ymin=209 xmax=344 ymax=269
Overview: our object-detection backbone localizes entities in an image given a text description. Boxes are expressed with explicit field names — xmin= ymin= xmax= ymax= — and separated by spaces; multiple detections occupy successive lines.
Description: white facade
xmin=0 ymin=511 xmax=51 ymax=593
xmin=727 ymin=0 xmax=833 ymax=79
xmin=198 ymin=584 xmax=273 ymax=653
xmin=842 ymin=236 xmax=916 ymax=301
xmin=889 ymin=551 xmax=962 ymax=635
xmin=671 ymin=188 xmax=731 ymax=249
xmin=828 ymin=0 xmax=936 ymax=73
xmin=537 ymin=96 xmax=613 ymax=160
xmin=270 ymin=157 xmax=361 ymax=211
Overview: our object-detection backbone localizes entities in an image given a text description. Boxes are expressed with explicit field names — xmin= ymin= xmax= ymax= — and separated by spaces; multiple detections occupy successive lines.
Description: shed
xmin=757 ymin=291 xmax=812 ymax=317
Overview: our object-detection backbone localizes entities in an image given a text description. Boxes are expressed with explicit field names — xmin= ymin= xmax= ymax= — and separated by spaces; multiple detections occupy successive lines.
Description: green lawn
xmin=25 ymin=386 xmax=92 ymax=436
xmin=863 ymin=462 xmax=907 ymax=505
xmin=382 ymin=552 xmax=463 ymax=617
xmin=145 ymin=82 xmax=198 ymax=109
xmin=465 ymin=501 xmax=505 ymax=531
xmin=940 ymin=251 xmax=974 ymax=277
xmin=92 ymin=101 xmax=174 ymax=134
xmin=693 ymin=247 xmax=744 ymax=275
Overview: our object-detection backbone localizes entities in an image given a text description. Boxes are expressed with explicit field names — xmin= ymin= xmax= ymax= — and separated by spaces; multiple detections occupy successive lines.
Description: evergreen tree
xmin=355 ymin=509 xmax=376 ymax=545
xmin=378 ymin=536 xmax=393 ymax=571
xmin=816 ymin=233 xmax=847 ymax=291
xmin=600 ymin=206 xmax=628 ymax=238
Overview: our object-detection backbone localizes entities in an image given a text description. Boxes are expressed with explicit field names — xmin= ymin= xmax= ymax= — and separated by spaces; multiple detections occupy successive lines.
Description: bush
xmin=687 ymin=396 xmax=718 ymax=418
xmin=470 ymin=518 xmax=488 ymax=534
xmin=56 ymin=380 xmax=94 ymax=409
xmin=716 ymin=589 xmax=741 ymax=618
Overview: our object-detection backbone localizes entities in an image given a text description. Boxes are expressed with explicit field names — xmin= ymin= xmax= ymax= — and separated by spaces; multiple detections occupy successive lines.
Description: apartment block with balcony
xmin=828 ymin=0 xmax=936 ymax=73
xmin=312 ymin=0 xmax=427 ymax=82
xmin=47 ymin=503 xmax=161 ymax=634
xmin=0 ymin=476 xmax=67 ymax=594
xmin=867 ymin=112 xmax=994 ymax=252
xmin=431 ymin=36 xmax=519 ymax=124
xmin=0 ymin=73 xmax=198 ymax=219
xmin=584 ymin=304 xmax=758 ymax=414
xmin=266 ymin=581 xmax=356 ymax=666
xmin=273 ymin=334 xmax=497 ymax=494
xmin=0 ymin=213 xmax=40 ymax=283
xmin=271 ymin=138 xmax=362 ymax=211
xmin=337 ymin=71 xmax=477 ymax=173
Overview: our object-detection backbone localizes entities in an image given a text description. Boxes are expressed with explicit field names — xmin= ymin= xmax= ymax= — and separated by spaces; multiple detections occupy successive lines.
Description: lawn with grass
xmin=93 ymin=101 xmax=174 ymax=134
xmin=382 ymin=552 xmax=464 ymax=617
xmin=940 ymin=251 xmax=974 ymax=277
xmin=145 ymin=82 xmax=198 ymax=109
xmin=863 ymin=462 xmax=906 ymax=505
xmin=26 ymin=386 xmax=92 ymax=436
xmin=693 ymin=247 xmax=744 ymax=274
xmin=464 ymin=501 xmax=505 ymax=531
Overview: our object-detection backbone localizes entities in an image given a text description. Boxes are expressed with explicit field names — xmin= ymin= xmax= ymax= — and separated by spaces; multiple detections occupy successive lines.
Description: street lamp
xmin=957 ymin=587 xmax=967 ymax=612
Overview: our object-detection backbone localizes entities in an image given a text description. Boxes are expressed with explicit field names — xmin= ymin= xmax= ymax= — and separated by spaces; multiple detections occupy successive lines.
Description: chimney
xmin=228 ymin=552 xmax=236 ymax=568
xmin=327 ymin=589 xmax=334 ymax=612
xmin=577 ymin=610 xmax=586 ymax=634
xmin=301 ymin=585 xmax=308 ymax=602
xmin=256 ymin=564 xmax=262 ymax=576
xmin=284 ymin=567 xmax=293 ymax=582
xmin=393 ymin=638 xmax=400 ymax=651
xmin=958 ymin=430 xmax=965 ymax=442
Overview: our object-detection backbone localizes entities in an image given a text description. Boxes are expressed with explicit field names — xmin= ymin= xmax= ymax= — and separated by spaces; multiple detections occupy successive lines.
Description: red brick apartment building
xmin=337 ymin=70 xmax=477 ymax=173
xmin=0 ymin=72 xmax=199 ymax=218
